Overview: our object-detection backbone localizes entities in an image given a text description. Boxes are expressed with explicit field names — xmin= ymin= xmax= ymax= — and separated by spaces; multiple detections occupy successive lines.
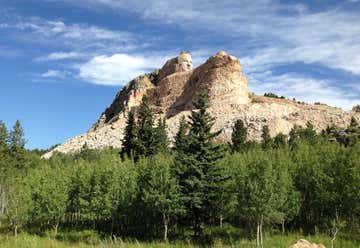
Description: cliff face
xmin=43 ymin=51 xmax=359 ymax=158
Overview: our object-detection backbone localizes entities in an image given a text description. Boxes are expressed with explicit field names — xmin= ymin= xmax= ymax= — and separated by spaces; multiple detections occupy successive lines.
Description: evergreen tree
xmin=273 ymin=133 xmax=287 ymax=149
xmin=9 ymin=120 xmax=25 ymax=149
xmin=153 ymin=118 xmax=169 ymax=153
xmin=133 ymin=97 xmax=155 ymax=161
xmin=175 ymin=92 xmax=227 ymax=241
xmin=300 ymin=121 xmax=318 ymax=144
xmin=0 ymin=120 xmax=7 ymax=148
xmin=231 ymin=119 xmax=247 ymax=153
xmin=174 ymin=116 xmax=189 ymax=151
xmin=261 ymin=125 xmax=272 ymax=150
xmin=120 ymin=110 xmax=136 ymax=160
xmin=350 ymin=116 xmax=358 ymax=128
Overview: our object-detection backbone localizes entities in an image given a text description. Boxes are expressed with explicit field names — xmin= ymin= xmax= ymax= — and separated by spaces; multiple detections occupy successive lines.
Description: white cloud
xmin=41 ymin=70 xmax=67 ymax=78
xmin=0 ymin=17 xmax=137 ymax=54
xmin=54 ymin=0 xmax=360 ymax=75
xmin=78 ymin=53 xmax=169 ymax=85
xmin=249 ymin=71 xmax=360 ymax=110
xmin=77 ymin=49 xmax=210 ymax=85
xmin=36 ymin=52 xmax=81 ymax=61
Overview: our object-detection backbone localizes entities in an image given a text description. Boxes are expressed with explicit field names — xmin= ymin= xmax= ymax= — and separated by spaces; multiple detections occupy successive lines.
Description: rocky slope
xmin=43 ymin=51 xmax=359 ymax=158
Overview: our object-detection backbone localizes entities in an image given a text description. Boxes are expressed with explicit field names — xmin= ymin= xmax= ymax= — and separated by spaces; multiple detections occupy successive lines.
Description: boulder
xmin=288 ymin=239 xmax=326 ymax=248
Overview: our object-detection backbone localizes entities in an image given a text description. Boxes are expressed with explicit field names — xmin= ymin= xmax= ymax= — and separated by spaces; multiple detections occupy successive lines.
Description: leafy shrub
xmin=353 ymin=105 xmax=360 ymax=112
xmin=264 ymin=93 xmax=285 ymax=99
xmin=56 ymin=230 xmax=100 ymax=244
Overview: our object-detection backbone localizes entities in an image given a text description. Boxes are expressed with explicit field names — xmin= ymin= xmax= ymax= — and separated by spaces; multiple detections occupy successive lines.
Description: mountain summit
xmin=43 ymin=51 xmax=359 ymax=158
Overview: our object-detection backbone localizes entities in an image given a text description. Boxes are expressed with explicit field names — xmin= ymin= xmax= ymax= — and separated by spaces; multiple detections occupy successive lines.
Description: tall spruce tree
xmin=175 ymin=116 xmax=189 ymax=151
xmin=261 ymin=125 xmax=272 ymax=150
xmin=0 ymin=121 xmax=7 ymax=148
xmin=273 ymin=133 xmax=287 ymax=149
xmin=9 ymin=120 xmax=25 ymax=149
xmin=153 ymin=118 xmax=169 ymax=153
xmin=175 ymin=92 xmax=227 ymax=240
xmin=133 ymin=96 xmax=155 ymax=161
xmin=231 ymin=119 xmax=247 ymax=153
xmin=350 ymin=116 xmax=358 ymax=128
xmin=120 ymin=110 xmax=136 ymax=160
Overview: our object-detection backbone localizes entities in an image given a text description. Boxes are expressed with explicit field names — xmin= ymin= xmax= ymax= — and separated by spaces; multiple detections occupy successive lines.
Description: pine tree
xmin=133 ymin=96 xmax=155 ymax=161
xmin=0 ymin=121 xmax=7 ymax=148
xmin=9 ymin=120 xmax=25 ymax=149
xmin=175 ymin=92 xmax=227 ymax=241
xmin=273 ymin=133 xmax=287 ymax=149
xmin=231 ymin=119 xmax=247 ymax=153
xmin=153 ymin=118 xmax=169 ymax=153
xmin=174 ymin=116 xmax=189 ymax=151
xmin=261 ymin=125 xmax=272 ymax=150
xmin=120 ymin=110 xmax=136 ymax=160
xmin=350 ymin=116 xmax=358 ymax=128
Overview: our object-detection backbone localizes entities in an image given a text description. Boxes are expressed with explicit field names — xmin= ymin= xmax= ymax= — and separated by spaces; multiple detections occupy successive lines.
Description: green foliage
xmin=273 ymin=133 xmax=287 ymax=149
xmin=352 ymin=104 xmax=360 ymax=112
xmin=140 ymin=154 xmax=183 ymax=241
xmin=0 ymin=121 xmax=7 ymax=148
xmin=231 ymin=119 xmax=247 ymax=153
xmin=174 ymin=93 xmax=227 ymax=240
xmin=263 ymin=93 xmax=285 ymax=99
xmin=261 ymin=125 xmax=273 ymax=150
xmin=350 ymin=116 xmax=358 ymax=128
xmin=120 ymin=109 xmax=136 ymax=160
xmin=9 ymin=120 xmax=26 ymax=149
xmin=175 ymin=116 xmax=189 ymax=151
xmin=1 ymin=115 xmax=360 ymax=245
xmin=117 ymin=97 xmax=171 ymax=162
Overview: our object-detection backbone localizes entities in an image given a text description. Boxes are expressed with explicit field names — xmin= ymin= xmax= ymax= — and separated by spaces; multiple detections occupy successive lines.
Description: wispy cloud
xmin=41 ymin=70 xmax=67 ymax=78
xmin=249 ymin=71 xmax=359 ymax=110
xmin=52 ymin=0 xmax=360 ymax=75
xmin=0 ymin=16 xmax=138 ymax=55
xmin=36 ymin=52 xmax=82 ymax=61
xmin=78 ymin=53 xmax=171 ymax=85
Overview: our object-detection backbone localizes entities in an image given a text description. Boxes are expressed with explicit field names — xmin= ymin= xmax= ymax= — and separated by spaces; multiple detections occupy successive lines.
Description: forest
xmin=0 ymin=94 xmax=360 ymax=247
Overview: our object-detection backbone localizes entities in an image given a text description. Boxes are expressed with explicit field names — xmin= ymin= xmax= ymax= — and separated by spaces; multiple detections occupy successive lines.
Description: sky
xmin=0 ymin=0 xmax=360 ymax=149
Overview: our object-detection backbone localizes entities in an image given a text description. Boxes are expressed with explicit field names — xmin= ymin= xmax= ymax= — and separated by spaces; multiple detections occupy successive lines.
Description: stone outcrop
xmin=42 ymin=51 xmax=360 ymax=158
xmin=288 ymin=239 xmax=326 ymax=248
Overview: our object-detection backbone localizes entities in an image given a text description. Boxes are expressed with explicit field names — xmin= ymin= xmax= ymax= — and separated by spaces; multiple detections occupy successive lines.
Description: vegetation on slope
xmin=0 ymin=94 xmax=360 ymax=247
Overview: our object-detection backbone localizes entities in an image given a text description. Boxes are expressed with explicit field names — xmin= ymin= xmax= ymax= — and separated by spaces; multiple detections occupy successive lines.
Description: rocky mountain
xmin=43 ymin=51 xmax=360 ymax=158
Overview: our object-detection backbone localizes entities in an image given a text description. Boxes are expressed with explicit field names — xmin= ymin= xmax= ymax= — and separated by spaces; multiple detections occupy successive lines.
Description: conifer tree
xmin=9 ymin=120 xmax=25 ymax=149
xmin=133 ymin=96 xmax=155 ymax=161
xmin=120 ymin=110 xmax=136 ymax=160
xmin=350 ymin=116 xmax=358 ymax=128
xmin=261 ymin=125 xmax=272 ymax=150
xmin=175 ymin=92 xmax=227 ymax=240
xmin=273 ymin=133 xmax=287 ymax=149
xmin=153 ymin=118 xmax=169 ymax=153
xmin=0 ymin=121 xmax=7 ymax=148
xmin=174 ymin=116 xmax=189 ymax=151
xmin=231 ymin=119 xmax=247 ymax=153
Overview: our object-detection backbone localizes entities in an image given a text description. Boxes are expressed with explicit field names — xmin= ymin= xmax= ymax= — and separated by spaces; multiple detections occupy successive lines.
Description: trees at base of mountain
xmin=0 ymin=100 xmax=360 ymax=246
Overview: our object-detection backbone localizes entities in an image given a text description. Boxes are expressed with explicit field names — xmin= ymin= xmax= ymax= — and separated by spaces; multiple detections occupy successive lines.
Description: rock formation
xmin=288 ymin=239 xmax=326 ymax=248
xmin=43 ymin=51 xmax=360 ymax=158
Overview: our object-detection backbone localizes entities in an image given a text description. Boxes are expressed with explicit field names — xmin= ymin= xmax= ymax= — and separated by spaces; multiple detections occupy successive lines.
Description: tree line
xmin=0 ymin=94 xmax=360 ymax=247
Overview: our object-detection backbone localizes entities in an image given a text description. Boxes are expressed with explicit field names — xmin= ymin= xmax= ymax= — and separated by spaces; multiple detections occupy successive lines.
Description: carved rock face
xmin=42 ymin=50 xmax=360 ymax=158
xmin=177 ymin=52 xmax=193 ymax=71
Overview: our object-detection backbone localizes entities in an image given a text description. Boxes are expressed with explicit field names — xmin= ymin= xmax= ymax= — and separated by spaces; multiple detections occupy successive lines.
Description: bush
xmin=56 ymin=230 xmax=100 ymax=244
xmin=264 ymin=93 xmax=285 ymax=99
xmin=353 ymin=105 xmax=360 ymax=112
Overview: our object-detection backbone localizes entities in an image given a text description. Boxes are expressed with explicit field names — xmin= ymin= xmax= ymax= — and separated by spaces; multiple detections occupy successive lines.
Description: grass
xmin=0 ymin=232 xmax=359 ymax=248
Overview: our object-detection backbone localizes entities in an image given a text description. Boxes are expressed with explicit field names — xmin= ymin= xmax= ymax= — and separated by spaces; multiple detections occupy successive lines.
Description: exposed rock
xmin=288 ymin=239 xmax=326 ymax=248
xmin=42 ymin=51 xmax=360 ymax=158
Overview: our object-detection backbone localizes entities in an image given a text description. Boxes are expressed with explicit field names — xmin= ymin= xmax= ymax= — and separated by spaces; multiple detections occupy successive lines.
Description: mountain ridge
xmin=43 ymin=51 xmax=359 ymax=158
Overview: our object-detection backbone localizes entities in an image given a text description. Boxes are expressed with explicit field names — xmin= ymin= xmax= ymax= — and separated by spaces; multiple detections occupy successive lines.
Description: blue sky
xmin=0 ymin=0 xmax=359 ymax=149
